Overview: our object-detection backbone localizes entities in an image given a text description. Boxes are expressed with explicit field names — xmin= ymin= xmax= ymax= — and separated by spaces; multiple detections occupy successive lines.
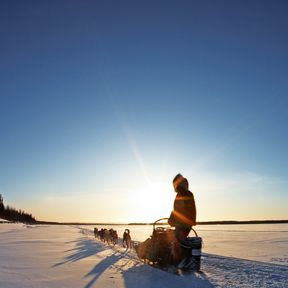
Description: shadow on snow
xmin=82 ymin=246 xmax=215 ymax=288
xmin=52 ymin=233 xmax=215 ymax=288
xmin=83 ymin=251 xmax=124 ymax=288
xmin=52 ymin=237 xmax=108 ymax=267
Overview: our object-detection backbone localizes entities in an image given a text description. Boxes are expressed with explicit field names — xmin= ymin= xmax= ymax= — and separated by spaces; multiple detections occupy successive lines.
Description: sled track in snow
xmin=202 ymin=253 xmax=288 ymax=288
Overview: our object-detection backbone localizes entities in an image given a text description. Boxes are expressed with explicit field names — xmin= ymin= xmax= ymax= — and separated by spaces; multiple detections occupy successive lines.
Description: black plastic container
xmin=180 ymin=229 xmax=202 ymax=271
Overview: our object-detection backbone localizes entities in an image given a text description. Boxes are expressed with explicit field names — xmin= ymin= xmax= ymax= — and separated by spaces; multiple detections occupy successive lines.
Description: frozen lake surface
xmin=87 ymin=223 xmax=288 ymax=265
xmin=0 ymin=223 xmax=287 ymax=287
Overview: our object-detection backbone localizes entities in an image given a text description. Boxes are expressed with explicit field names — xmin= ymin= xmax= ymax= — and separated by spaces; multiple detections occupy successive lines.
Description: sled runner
xmin=135 ymin=218 xmax=202 ymax=274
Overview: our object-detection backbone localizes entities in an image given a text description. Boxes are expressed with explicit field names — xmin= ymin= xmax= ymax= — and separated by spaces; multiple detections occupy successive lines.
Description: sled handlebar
xmin=191 ymin=227 xmax=198 ymax=237
xmin=153 ymin=217 xmax=198 ymax=237
xmin=153 ymin=218 xmax=169 ymax=230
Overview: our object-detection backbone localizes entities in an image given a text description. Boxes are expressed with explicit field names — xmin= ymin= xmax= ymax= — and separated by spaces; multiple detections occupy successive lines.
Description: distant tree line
xmin=0 ymin=194 xmax=36 ymax=223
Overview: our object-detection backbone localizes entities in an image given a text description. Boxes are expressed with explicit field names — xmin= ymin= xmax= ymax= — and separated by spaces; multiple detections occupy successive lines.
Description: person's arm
xmin=183 ymin=192 xmax=196 ymax=226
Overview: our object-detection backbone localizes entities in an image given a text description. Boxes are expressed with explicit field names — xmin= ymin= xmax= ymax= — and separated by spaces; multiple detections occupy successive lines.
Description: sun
xmin=127 ymin=181 xmax=175 ymax=223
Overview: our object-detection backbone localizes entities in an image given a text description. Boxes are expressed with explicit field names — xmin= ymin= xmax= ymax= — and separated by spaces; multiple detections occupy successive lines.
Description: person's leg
xmin=171 ymin=227 xmax=191 ymax=265
xmin=174 ymin=227 xmax=190 ymax=242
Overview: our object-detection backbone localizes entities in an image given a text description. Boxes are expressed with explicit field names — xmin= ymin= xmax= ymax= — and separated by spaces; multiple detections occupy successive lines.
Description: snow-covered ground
xmin=83 ymin=223 xmax=288 ymax=266
xmin=0 ymin=223 xmax=287 ymax=288
xmin=0 ymin=217 xmax=11 ymax=223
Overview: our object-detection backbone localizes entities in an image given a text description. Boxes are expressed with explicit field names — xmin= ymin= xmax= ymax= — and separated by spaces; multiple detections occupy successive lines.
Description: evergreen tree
xmin=0 ymin=194 xmax=36 ymax=223
xmin=0 ymin=194 xmax=4 ymax=215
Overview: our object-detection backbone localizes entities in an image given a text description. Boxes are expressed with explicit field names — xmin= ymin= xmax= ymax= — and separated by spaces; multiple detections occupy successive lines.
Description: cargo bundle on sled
xmin=134 ymin=218 xmax=202 ymax=273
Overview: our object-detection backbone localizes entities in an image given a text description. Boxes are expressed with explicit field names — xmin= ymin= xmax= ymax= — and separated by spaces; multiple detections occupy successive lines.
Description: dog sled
xmin=134 ymin=218 xmax=202 ymax=274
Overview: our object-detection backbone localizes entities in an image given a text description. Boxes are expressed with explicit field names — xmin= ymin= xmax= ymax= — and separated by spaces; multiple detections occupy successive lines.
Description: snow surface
xmin=0 ymin=224 xmax=287 ymax=288
xmin=0 ymin=217 xmax=10 ymax=223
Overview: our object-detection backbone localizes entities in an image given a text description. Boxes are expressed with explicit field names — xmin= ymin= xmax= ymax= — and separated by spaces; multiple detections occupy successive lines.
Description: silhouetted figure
xmin=122 ymin=229 xmax=132 ymax=249
xmin=99 ymin=229 xmax=105 ymax=242
xmin=94 ymin=227 xmax=98 ymax=238
xmin=110 ymin=229 xmax=118 ymax=245
xmin=168 ymin=174 xmax=196 ymax=263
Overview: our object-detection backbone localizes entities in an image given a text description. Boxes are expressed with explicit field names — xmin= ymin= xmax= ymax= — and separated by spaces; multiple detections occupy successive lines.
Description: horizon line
xmin=35 ymin=219 xmax=288 ymax=226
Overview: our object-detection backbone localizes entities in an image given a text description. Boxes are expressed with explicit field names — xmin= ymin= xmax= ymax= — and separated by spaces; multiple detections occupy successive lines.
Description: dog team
xmin=93 ymin=227 xmax=133 ymax=249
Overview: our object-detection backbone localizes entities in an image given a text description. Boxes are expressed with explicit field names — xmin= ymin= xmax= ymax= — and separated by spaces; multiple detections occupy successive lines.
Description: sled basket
xmin=135 ymin=218 xmax=174 ymax=265
xmin=135 ymin=218 xmax=202 ymax=271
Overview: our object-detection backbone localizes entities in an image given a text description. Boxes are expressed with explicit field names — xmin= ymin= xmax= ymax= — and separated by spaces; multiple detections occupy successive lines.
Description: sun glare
xmin=128 ymin=181 xmax=174 ymax=223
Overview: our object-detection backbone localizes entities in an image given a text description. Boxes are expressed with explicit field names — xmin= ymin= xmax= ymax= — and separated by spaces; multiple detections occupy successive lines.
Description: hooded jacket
xmin=168 ymin=186 xmax=196 ymax=229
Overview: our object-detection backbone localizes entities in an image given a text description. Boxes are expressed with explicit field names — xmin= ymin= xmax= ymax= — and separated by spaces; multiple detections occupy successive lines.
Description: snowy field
xmin=0 ymin=223 xmax=287 ymax=288
xmin=86 ymin=223 xmax=288 ymax=266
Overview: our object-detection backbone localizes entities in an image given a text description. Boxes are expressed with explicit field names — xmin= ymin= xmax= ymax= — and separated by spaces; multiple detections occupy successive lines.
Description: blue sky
xmin=0 ymin=1 xmax=287 ymax=222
